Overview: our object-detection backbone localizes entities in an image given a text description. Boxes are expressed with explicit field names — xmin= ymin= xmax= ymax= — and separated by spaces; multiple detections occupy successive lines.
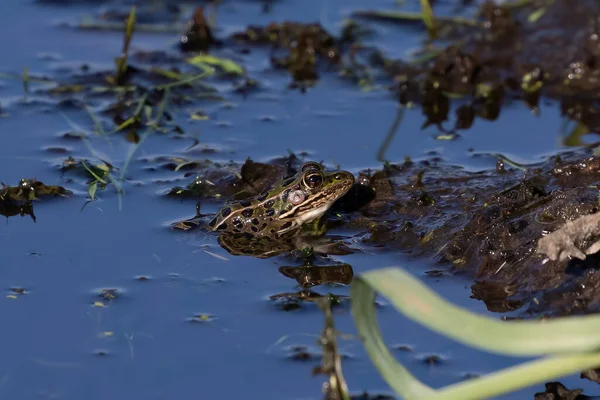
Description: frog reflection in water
xmin=208 ymin=162 xmax=355 ymax=258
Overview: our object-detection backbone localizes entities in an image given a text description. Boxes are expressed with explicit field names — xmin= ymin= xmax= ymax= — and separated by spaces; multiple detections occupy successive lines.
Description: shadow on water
xmin=2 ymin=0 xmax=600 ymax=399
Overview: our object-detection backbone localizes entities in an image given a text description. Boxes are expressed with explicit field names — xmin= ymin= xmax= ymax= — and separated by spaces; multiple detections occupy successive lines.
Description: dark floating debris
xmin=188 ymin=313 xmax=216 ymax=323
xmin=0 ymin=178 xmax=71 ymax=222
xmin=286 ymin=344 xmax=321 ymax=362
xmin=581 ymin=367 xmax=600 ymax=384
xmin=231 ymin=21 xmax=343 ymax=87
xmin=269 ymin=291 xmax=347 ymax=311
xmin=92 ymin=288 xmax=123 ymax=307
xmin=350 ymin=394 xmax=395 ymax=400
xmin=6 ymin=287 xmax=28 ymax=299
xmin=391 ymin=344 xmax=414 ymax=352
xmin=533 ymin=381 xmax=585 ymax=400
xmin=179 ymin=7 xmax=222 ymax=53
xmin=416 ymin=353 xmax=446 ymax=366
xmin=278 ymin=264 xmax=354 ymax=288
xmin=93 ymin=349 xmax=110 ymax=357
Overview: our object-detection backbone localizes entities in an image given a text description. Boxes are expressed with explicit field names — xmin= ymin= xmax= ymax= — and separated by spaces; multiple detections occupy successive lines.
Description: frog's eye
xmin=303 ymin=171 xmax=323 ymax=189
xmin=301 ymin=162 xmax=322 ymax=173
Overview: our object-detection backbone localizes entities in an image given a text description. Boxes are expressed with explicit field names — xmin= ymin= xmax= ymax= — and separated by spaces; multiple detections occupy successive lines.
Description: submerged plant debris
xmin=315 ymin=297 xmax=350 ymax=400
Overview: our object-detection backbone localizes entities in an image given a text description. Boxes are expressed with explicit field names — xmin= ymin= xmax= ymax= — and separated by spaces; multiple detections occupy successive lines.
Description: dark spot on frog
xmin=251 ymin=226 xmax=259 ymax=233
xmin=233 ymin=218 xmax=243 ymax=230
xmin=240 ymin=201 xmax=252 ymax=207
xmin=208 ymin=218 xmax=217 ymax=228
xmin=281 ymin=221 xmax=293 ymax=230
xmin=265 ymin=208 xmax=275 ymax=217
xmin=259 ymin=223 xmax=267 ymax=231
xmin=217 ymin=223 xmax=228 ymax=230
xmin=282 ymin=178 xmax=295 ymax=187
xmin=251 ymin=218 xmax=260 ymax=225
xmin=265 ymin=200 xmax=275 ymax=209
xmin=221 ymin=207 xmax=232 ymax=217
xmin=242 ymin=209 xmax=253 ymax=218
xmin=270 ymin=229 xmax=276 ymax=234
xmin=258 ymin=192 xmax=269 ymax=202
xmin=281 ymin=189 xmax=291 ymax=203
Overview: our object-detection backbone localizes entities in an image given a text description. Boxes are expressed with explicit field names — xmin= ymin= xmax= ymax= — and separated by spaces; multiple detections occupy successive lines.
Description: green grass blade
xmin=351 ymin=267 xmax=600 ymax=357
xmin=88 ymin=181 xmax=98 ymax=200
xmin=424 ymin=352 xmax=600 ymax=400
xmin=419 ymin=0 xmax=436 ymax=37
xmin=85 ymin=105 xmax=106 ymax=137
xmin=156 ymin=70 xmax=212 ymax=90
xmin=23 ymin=66 xmax=29 ymax=94
xmin=351 ymin=267 xmax=600 ymax=399
xmin=350 ymin=278 xmax=436 ymax=398
xmin=187 ymin=55 xmax=244 ymax=75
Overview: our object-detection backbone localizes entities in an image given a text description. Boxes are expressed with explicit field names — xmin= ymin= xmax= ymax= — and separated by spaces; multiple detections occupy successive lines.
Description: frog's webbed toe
xmin=584 ymin=239 xmax=600 ymax=258
xmin=558 ymin=243 xmax=587 ymax=261
xmin=537 ymin=236 xmax=585 ymax=261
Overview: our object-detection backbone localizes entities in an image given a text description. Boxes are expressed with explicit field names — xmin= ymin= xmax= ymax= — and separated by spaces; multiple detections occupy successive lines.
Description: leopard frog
xmin=208 ymin=162 xmax=354 ymax=239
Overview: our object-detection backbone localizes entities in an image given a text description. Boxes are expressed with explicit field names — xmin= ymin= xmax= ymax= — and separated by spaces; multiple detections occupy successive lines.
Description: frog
xmin=207 ymin=161 xmax=355 ymax=239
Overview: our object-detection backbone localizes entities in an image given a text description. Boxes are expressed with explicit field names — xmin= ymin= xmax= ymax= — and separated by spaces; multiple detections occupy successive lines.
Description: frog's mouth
xmin=278 ymin=184 xmax=350 ymax=221
xmin=293 ymin=203 xmax=334 ymax=226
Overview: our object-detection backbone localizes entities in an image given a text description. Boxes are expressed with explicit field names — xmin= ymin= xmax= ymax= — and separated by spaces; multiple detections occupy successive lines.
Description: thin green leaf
xmin=114 ymin=5 xmax=136 ymax=84
xmin=88 ymin=181 xmax=98 ymax=200
xmin=494 ymin=154 xmax=528 ymax=171
xmin=152 ymin=87 xmax=170 ymax=126
xmin=85 ymin=105 xmax=106 ymax=136
xmin=80 ymin=161 xmax=108 ymax=184
xmin=23 ymin=66 xmax=29 ymax=94
xmin=419 ymin=0 xmax=436 ymax=37
xmin=112 ymin=117 xmax=138 ymax=133
xmin=187 ymin=55 xmax=245 ymax=75
xmin=156 ymin=70 xmax=213 ymax=90
xmin=528 ymin=7 xmax=546 ymax=23
xmin=563 ymin=121 xmax=589 ymax=147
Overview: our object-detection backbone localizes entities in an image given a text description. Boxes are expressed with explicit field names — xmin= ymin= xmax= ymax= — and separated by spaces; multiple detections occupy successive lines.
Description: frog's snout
xmin=331 ymin=171 xmax=355 ymax=189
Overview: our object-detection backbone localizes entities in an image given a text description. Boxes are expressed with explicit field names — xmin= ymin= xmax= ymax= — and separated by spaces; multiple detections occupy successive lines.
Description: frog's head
xmin=276 ymin=162 xmax=354 ymax=232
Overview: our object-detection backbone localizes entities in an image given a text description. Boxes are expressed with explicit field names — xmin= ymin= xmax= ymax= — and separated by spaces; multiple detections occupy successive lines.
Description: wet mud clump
xmin=231 ymin=21 xmax=346 ymax=87
xmin=335 ymin=150 xmax=600 ymax=318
